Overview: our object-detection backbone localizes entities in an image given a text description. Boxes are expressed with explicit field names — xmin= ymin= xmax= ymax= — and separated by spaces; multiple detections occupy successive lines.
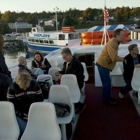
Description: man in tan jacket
xmin=96 ymin=28 xmax=125 ymax=105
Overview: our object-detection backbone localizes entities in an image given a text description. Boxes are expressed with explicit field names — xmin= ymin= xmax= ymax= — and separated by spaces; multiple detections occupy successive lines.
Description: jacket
xmin=96 ymin=38 xmax=124 ymax=70
xmin=18 ymin=64 xmax=37 ymax=79
xmin=7 ymin=80 xmax=44 ymax=115
xmin=32 ymin=58 xmax=51 ymax=73
xmin=59 ymin=56 xmax=85 ymax=89
xmin=0 ymin=52 xmax=11 ymax=77
xmin=123 ymin=54 xmax=140 ymax=82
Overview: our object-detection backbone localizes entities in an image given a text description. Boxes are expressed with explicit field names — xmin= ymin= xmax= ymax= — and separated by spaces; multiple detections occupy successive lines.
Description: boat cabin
xmin=27 ymin=26 xmax=80 ymax=47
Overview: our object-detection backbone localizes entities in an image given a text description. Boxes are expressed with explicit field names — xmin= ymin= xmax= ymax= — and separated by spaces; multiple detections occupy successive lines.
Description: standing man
xmin=119 ymin=44 xmax=140 ymax=98
xmin=96 ymin=28 xmax=125 ymax=105
xmin=55 ymin=47 xmax=86 ymax=114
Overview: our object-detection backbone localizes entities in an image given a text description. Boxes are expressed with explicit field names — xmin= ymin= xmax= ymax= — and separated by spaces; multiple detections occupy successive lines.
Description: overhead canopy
xmin=86 ymin=24 xmax=134 ymax=32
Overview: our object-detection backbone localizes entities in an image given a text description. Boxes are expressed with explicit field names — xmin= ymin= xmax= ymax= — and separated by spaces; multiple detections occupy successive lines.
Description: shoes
xmin=104 ymin=98 xmax=117 ymax=105
xmin=119 ymin=92 xmax=124 ymax=99
xmin=75 ymin=104 xmax=86 ymax=114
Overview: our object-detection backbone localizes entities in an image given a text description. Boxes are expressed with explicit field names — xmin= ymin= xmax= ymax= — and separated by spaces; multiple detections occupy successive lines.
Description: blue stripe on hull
xmin=25 ymin=42 xmax=60 ymax=52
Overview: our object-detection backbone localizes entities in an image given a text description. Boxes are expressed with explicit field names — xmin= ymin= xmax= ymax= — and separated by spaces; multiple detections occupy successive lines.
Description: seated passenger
xmin=7 ymin=73 xmax=44 ymax=138
xmin=55 ymin=47 xmax=86 ymax=114
xmin=32 ymin=51 xmax=51 ymax=74
xmin=0 ymin=35 xmax=12 ymax=101
xmin=18 ymin=56 xmax=43 ymax=79
xmin=119 ymin=44 xmax=140 ymax=98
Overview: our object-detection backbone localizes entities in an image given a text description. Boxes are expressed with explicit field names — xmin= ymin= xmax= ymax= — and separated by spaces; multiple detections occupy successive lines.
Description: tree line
xmin=0 ymin=6 xmax=140 ymax=34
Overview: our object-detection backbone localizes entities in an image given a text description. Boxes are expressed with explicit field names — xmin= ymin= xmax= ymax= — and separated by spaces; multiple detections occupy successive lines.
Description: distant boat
xmin=24 ymin=26 xmax=81 ymax=53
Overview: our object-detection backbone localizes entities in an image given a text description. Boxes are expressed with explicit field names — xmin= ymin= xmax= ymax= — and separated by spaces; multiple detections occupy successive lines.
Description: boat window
xmin=32 ymin=29 xmax=36 ymax=32
xmin=32 ymin=39 xmax=35 ymax=42
xmin=68 ymin=34 xmax=74 ymax=39
xmin=28 ymin=38 xmax=32 ymax=41
xmin=59 ymin=34 xmax=65 ymax=40
xmin=49 ymin=40 xmax=54 ymax=44
xmin=75 ymin=53 xmax=95 ymax=84
xmin=35 ymin=39 xmax=39 ymax=42
xmin=44 ymin=40 xmax=48 ymax=43
xmin=75 ymin=53 xmax=94 ymax=68
xmin=40 ymin=40 xmax=43 ymax=43
xmin=74 ymin=33 xmax=79 ymax=39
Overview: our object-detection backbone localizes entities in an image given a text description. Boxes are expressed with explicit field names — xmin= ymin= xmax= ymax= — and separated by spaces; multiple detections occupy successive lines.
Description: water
xmin=4 ymin=46 xmax=47 ymax=69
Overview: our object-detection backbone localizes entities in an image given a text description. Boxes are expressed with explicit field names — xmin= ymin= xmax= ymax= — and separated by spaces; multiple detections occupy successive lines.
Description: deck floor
xmin=73 ymin=84 xmax=140 ymax=140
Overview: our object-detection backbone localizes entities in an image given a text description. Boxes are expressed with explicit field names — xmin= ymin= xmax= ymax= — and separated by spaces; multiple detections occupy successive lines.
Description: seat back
xmin=60 ymin=74 xmax=81 ymax=103
xmin=81 ymin=62 xmax=89 ymax=81
xmin=131 ymin=68 xmax=140 ymax=91
xmin=48 ymin=85 xmax=72 ymax=108
xmin=12 ymin=75 xmax=17 ymax=82
xmin=48 ymin=67 xmax=61 ymax=81
xmin=0 ymin=101 xmax=19 ymax=140
xmin=36 ymin=74 xmax=53 ymax=86
xmin=49 ymin=59 xmax=58 ymax=67
xmin=20 ymin=102 xmax=61 ymax=140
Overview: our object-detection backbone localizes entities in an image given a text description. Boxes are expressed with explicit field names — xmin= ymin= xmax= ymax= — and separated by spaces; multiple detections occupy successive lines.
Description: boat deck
xmin=73 ymin=84 xmax=140 ymax=140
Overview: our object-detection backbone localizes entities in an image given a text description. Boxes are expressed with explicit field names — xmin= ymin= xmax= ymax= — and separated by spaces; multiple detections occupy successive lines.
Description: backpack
xmin=53 ymin=103 xmax=70 ymax=117
xmin=38 ymin=77 xmax=51 ymax=99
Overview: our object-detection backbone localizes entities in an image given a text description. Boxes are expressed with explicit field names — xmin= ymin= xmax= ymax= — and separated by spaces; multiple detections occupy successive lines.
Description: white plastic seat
xmin=49 ymin=59 xmax=58 ymax=67
xmin=48 ymin=85 xmax=74 ymax=140
xmin=81 ymin=62 xmax=89 ymax=82
xmin=36 ymin=74 xmax=53 ymax=102
xmin=48 ymin=67 xmax=61 ymax=82
xmin=12 ymin=75 xmax=17 ymax=82
xmin=0 ymin=101 xmax=20 ymax=140
xmin=138 ymin=87 xmax=140 ymax=104
xmin=131 ymin=68 xmax=140 ymax=91
xmin=60 ymin=74 xmax=81 ymax=103
xmin=131 ymin=68 xmax=140 ymax=104
xmin=20 ymin=102 xmax=61 ymax=140
xmin=36 ymin=74 xmax=53 ymax=86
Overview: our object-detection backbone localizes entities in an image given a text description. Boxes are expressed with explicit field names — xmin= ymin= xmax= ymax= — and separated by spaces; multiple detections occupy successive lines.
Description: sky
xmin=0 ymin=0 xmax=140 ymax=13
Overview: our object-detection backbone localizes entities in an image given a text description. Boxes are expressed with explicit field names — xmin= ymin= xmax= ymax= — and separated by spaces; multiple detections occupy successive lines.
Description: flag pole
xmin=104 ymin=0 xmax=107 ymax=45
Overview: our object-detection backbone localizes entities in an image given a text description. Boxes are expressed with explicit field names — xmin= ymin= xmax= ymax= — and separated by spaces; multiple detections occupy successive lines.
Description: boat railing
xmin=28 ymin=37 xmax=55 ymax=45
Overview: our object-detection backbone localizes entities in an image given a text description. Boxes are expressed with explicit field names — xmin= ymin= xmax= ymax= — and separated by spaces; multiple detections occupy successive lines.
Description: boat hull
xmin=25 ymin=42 xmax=61 ymax=53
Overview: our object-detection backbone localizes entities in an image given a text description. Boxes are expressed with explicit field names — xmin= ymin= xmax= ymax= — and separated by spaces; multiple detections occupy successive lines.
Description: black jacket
xmin=0 ymin=52 xmax=11 ymax=77
xmin=32 ymin=58 xmax=51 ymax=72
xmin=123 ymin=53 xmax=140 ymax=82
xmin=59 ymin=56 xmax=85 ymax=89
xmin=7 ymin=80 xmax=44 ymax=115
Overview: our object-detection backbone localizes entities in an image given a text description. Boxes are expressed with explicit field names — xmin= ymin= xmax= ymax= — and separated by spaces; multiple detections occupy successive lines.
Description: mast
xmin=101 ymin=0 xmax=110 ymax=45
xmin=104 ymin=0 xmax=107 ymax=45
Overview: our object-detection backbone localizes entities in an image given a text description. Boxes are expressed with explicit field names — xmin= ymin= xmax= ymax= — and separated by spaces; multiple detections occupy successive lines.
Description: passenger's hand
xmin=55 ymin=72 xmax=60 ymax=76
xmin=41 ymin=64 xmax=46 ymax=68
xmin=135 ymin=64 xmax=140 ymax=68
xmin=58 ymin=74 xmax=62 ymax=79
xmin=23 ymin=113 xmax=28 ymax=120
xmin=123 ymin=59 xmax=127 ymax=64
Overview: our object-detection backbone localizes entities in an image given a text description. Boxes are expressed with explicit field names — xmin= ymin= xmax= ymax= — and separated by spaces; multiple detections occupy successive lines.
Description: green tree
xmin=0 ymin=22 xmax=11 ymax=34
xmin=26 ymin=13 xmax=36 ymax=24
xmin=2 ymin=11 xmax=16 ymax=22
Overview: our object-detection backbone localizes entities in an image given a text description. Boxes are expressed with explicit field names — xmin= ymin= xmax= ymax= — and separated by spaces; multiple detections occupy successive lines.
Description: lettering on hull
xmin=34 ymin=34 xmax=50 ymax=38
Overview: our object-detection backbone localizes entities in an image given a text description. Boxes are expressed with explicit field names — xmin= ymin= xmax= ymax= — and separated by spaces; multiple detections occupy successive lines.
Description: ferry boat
xmin=7 ymin=24 xmax=140 ymax=140
xmin=24 ymin=26 xmax=81 ymax=53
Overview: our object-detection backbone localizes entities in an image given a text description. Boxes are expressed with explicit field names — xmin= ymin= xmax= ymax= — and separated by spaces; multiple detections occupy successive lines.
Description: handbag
xmin=38 ymin=77 xmax=51 ymax=99
xmin=54 ymin=103 xmax=70 ymax=117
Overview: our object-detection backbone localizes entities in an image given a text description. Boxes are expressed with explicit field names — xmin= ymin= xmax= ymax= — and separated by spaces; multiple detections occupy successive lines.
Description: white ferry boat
xmin=7 ymin=24 xmax=140 ymax=140
xmin=24 ymin=26 xmax=81 ymax=53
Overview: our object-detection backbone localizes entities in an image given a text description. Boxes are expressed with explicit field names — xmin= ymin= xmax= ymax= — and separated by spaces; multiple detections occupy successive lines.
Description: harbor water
xmin=4 ymin=45 xmax=47 ymax=69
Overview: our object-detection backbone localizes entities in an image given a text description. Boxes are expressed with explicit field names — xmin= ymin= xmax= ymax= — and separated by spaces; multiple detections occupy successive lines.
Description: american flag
xmin=104 ymin=6 xmax=109 ymax=24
